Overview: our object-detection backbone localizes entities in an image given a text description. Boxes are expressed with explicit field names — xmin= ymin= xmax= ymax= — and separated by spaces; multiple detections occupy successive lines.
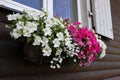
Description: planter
xmin=24 ymin=43 xmax=50 ymax=64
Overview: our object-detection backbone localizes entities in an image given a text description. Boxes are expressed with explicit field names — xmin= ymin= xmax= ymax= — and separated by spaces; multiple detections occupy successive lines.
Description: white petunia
xmin=52 ymin=57 xmax=59 ymax=61
xmin=39 ymin=11 xmax=45 ymax=17
xmin=53 ymin=39 xmax=60 ymax=48
xmin=56 ymin=64 xmax=61 ymax=68
xmin=25 ymin=22 xmax=38 ymax=33
xmin=50 ymin=65 xmax=56 ymax=69
xmin=10 ymin=28 xmax=22 ymax=39
xmin=65 ymin=38 xmax=72 ymax=46
xmin=23 ymin=26 xmax=31 ymax=37
xmin=100 ymin=50 xmax=106 ymax=59
xmin=43 ymin=27 xmax=52 ymax=36
xmin=64 ymin=29 xmax=70 ymax=37
xmin=42 ymin=45 xmax=52 ymax=56
xmin=33 ymin=35 xmax=42 ymax=46
xmin=16 ymin=21 xmax=24 ymax=29
xmin=45 ymin=17 xmax=53 ymax=28
xmin=41 ymin=37 xmax=49 ymax=47
xmin=7 ymin=13 xmax=20 ymax=21
xmin=59 ymin=58 xmax=63 ymax=63
xmin=25 ymin=10 xmax=40 ymax=20
xmin=98 ymin=39 xmax=107 ymax=59
xmin=55 ymin=48 xmax=62 ymax=56
xmin=56 ymin=32 xmax=64 ymax=41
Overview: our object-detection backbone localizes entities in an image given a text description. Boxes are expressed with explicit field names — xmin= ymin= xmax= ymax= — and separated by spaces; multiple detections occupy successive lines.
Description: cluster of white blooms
xmin=25 ymin=10 xmax=45 ymax=20
xmin=7 ymin=13 xmax=21 ymax=21
xmin=50 ymin=57 xmax=63 ymax=69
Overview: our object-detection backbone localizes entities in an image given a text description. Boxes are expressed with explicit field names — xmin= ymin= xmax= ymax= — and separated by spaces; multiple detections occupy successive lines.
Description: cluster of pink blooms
xmin=67 ymin=22 xmax=101 ymax=67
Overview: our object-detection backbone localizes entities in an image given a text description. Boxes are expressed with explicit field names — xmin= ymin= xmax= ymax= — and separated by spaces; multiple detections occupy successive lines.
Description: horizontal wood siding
xmin=0 ymin=0 xmax=120 ymax=79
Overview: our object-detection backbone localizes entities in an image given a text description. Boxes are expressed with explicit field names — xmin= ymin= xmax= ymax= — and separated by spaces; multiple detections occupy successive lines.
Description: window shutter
xmin=92 ymin=0 xmax=113 ymax=39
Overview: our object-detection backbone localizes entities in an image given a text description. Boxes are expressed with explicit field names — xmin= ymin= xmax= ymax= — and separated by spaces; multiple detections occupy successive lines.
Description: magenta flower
xmin=67 ymin=25 xmax=78 ymax=37
xmin=74 ymin=22 xmax=81 ymax=26
xmin=67 ymin=25 xmax=101 ymax=67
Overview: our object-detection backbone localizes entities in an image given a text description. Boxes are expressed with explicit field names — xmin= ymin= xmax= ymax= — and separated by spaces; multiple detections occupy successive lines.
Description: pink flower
xmin=74 ymin=22 xmax=81 ymax=26
xmin=67 ymin=25 xmax=78 ymax=37
xmin=67 ymin=23 xmax=101 ymax=67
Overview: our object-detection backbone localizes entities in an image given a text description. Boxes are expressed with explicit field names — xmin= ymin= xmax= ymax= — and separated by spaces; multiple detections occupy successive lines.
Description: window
xmin=13 ymin=0 xmax=42 ymax=10
xmin=0 ymin=0 xmax=113 ymax=39
xmin=53 ymin=0 xmax=78 ymax=22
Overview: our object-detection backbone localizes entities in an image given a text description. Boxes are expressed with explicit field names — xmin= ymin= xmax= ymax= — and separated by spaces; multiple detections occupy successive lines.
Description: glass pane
xmin=53 ymin=0 xmax=78 ymax=22
xmin=13 ymin=0 xmax=42 ymax=10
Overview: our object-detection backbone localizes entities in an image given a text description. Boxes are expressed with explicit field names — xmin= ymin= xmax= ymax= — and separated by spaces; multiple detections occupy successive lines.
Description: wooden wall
xmin=0 ymin=0 xmax=120 ymax=79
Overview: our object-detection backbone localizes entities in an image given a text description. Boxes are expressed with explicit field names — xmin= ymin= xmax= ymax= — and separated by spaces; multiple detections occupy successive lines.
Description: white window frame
xmin=0 ymin=0 xmax=40 ymax=12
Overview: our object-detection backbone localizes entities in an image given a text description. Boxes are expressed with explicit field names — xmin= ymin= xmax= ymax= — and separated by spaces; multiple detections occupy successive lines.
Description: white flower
xmin=25 ymin=10 xmax=39 ymax=20
xmin=23 ymin=26 xmax=31 ymax=37
xmin=65 ymin=38 xmax=72 ymax=46
xmin=59 ymin=58 xmax=63 ymax=63
xmin=56 ymin=48 xmax=62 ymax=56
xmin=56 ymin=32 xmax=64 ymax=41
xmin=25 ymin=22 xmax=38 ymax=33
xmin=7 ymin=13 xmax=20 ymax=21
xmin=50 ymin=65 xmax=56 ymax=69
xmin=45 ymin=17 xmax=53 ymax=28
xmin=53 ymin=39 xmax=60 ymax=47
xmin=56 ymin=64 xmax=61 ymax=68
xmin=33 ymin=35 xmax=42 ymax=46
xmin=98 ymin=39 xmax=107 ymax=58
xmin=43 ymin=27 xmax=52 ymax=36
xmin=39 ymin=11 xmax=45 ymax=17
xmin=10 ymin=28 xmax=21 ymax=39
xmin=100 ymin=50 xmax=106 ymax=59
xmin=42 ymin=45 xmax=52 ymax=56
xmin=22 ymin=22 xmax=38 ymax=37
xmin=52 ymin=57 xmax=59 ymax=61
xmin=16 ymin=21 xmax=24 ymax=29
xmin=41 ymin=37 xmax=49 ymax=47
xmin=64 ymin=29 xmax=70 ymax=37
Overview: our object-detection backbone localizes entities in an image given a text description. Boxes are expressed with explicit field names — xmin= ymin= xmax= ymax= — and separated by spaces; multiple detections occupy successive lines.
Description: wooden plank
xmin=113 ymin=35 xmax=120 ymax=42
xmin=104 ymin=76 xmax=120 ymax=80
xmin=96 ymin=54 xmax=120 ymax=62
xmin=106 ymin=46 xmax=120 ymax=55
xmin=105 ymin=40 xmax=120 ymax=49
xmin=113 ymin=22 xmax=120 ymax=32
xmin=0 ymin=58 xmax=119 ymax=77
xmin=0 ymin=69 xmax=120 ymax=80
xmin=113 ymin=29 xmax=120 ymax=38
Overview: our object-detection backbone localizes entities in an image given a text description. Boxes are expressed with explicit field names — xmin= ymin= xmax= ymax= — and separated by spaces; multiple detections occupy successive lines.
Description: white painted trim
xmin=77 ymin=0 xmax=82 ymax=23
xmin=43 ymin=0 xmax=53 ymax=16
xmin=0 ymin=0 xmax=40 ymax=12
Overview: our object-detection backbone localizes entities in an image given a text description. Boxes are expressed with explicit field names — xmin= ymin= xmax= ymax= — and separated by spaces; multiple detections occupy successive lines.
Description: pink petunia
xmin=67 ymin=25 xmax=78 ymax=37
xmin=74 ymin=22 xmax=81 ymax=26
